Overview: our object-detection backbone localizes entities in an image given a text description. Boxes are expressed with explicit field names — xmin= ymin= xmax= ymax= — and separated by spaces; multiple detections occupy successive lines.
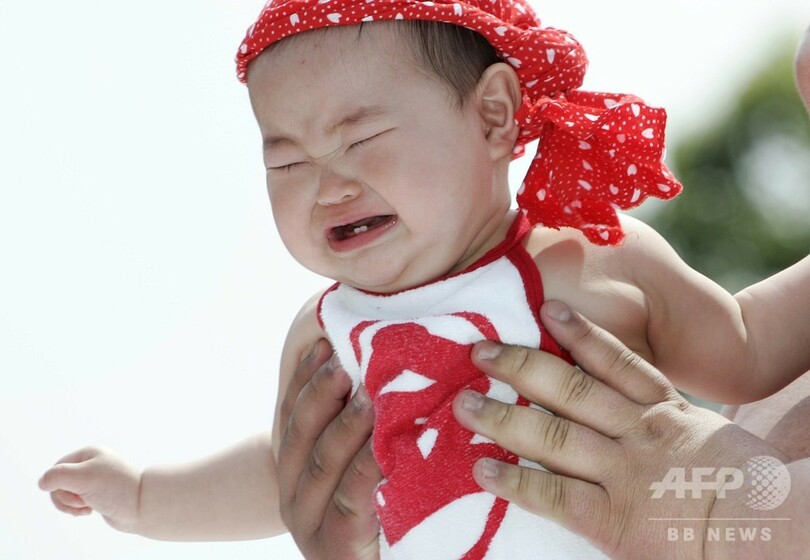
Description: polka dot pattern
xmin=235 ymin=0 xmax=682 ymax=245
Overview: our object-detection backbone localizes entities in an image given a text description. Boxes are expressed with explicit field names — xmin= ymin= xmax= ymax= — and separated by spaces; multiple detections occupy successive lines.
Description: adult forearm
xmin=705 ymin=457 xmax=810 ymax=560
xmin=136 ymin=432 xmax=284 ymax=541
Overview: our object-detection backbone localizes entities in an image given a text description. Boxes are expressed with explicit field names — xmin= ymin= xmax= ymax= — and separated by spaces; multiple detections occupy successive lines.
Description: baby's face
xmin=247 ymin=23 xmax=507 ymax=293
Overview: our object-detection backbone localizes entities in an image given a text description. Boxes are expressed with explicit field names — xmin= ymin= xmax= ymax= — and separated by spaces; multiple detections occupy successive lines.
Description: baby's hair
xmin=397 ymin=21 xmax=503 ymax=107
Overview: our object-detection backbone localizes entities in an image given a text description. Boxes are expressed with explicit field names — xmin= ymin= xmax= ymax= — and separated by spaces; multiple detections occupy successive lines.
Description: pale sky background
xmin=1 ymin=1 xmax=809 ymax=558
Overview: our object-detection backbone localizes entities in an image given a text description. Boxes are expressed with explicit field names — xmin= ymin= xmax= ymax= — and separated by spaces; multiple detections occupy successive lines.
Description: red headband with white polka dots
xmin=236 ymin=0 xmax=682 ymax=245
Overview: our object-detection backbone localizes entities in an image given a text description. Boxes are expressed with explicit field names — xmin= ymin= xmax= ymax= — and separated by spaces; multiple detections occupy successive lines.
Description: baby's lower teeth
xmin=353 ymin=225 xmax=369 ymax=235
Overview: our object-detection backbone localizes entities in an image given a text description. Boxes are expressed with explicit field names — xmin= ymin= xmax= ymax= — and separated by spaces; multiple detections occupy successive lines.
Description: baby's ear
xmin=475 ymin=63 xmax=522 ymax=160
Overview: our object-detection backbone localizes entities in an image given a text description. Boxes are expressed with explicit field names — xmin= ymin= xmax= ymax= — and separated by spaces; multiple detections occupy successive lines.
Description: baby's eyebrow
xmin=262 ymin=104 xmax=389 ymax=152
xmin=329 ymin=104 xmax=389 ymax=132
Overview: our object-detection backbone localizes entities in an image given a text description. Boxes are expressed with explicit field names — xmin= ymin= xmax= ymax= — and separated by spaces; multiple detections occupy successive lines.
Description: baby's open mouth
xmin=329 ymin=215 xmax=396 ymax=240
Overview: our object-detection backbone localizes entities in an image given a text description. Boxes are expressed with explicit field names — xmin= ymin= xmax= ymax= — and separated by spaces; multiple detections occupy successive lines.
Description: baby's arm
xmin=136 ymin=433 xmax=282 ymax=540
xmin=629 ymin=35 xmax=810 ymax=402
xmin=531 ymin=218 xmax=752 ymax=401
xmin=269 ymin=291 xmax=329 ymax=460
xmin=723 ymin=34 xmax=810 ymax=392
xmin=618 ymin=216 xmax=809 ymax=403
xmin=39 ymin=434 xmax=283 ymax=541
xmin=733 ymin=255 xmax=810 ymax=393
xmin=39 ymin=292 xmax=326 ymax=541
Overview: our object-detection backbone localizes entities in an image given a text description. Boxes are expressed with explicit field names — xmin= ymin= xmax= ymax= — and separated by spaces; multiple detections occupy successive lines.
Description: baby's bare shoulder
xmin=523 ymin=221 xmax=634 ymax=288
xmin=524 ymin=215 xmax=675 ymax=285
xmin=284 ymin=289 xmax=329 ymax=366
xmin=524 ymin=219 xmax=654 ymax=359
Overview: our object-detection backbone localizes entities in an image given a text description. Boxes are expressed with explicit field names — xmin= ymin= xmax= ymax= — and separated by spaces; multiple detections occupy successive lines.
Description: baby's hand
xmin=39 ymin=446 xmax=143 ymax=534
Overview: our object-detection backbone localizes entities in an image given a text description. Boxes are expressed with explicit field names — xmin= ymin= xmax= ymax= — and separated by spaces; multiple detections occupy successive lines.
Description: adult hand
xmin=453 ymin=301 xmax=789 ymax=560
xmin=276 ymin=339 xmax=382 ymax=559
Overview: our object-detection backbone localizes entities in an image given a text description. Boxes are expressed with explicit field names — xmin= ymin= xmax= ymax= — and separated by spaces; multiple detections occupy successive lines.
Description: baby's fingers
xmin=39 ymin=445 xmax=107 ymax=491
xmin=49 ymin=490 xmax=92 ymax=516
xmin=54 ymin=489 xmax=86 ymax=508
xmin=39 ymin=460 xmax=92 ymax=495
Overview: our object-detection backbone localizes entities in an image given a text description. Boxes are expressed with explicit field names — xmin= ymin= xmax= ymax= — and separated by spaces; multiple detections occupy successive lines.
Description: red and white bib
xmin=318 ymin=215 xmax=608 ymax=559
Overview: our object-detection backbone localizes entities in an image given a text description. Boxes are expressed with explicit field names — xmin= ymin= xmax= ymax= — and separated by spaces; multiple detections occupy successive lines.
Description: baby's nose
xmin=316 ymin=168 xmax=362 ymax=206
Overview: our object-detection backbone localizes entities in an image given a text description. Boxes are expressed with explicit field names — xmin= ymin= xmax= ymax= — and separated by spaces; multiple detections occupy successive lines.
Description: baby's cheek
xmin=360 ymin=146 xmax=400 ymax=179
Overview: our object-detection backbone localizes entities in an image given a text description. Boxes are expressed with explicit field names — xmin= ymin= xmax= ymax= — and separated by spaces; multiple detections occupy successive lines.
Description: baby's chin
xmin=339 ymin=274 xmax=420 ymax=295
xmin=302 ymin=242 xmax=457 ymax=294
xmin=335 ymin=265 xmax=440 ymax=295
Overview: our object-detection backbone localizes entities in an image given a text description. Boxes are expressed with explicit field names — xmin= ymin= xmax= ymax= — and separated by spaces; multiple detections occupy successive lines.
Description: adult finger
xmin=471 ymin=336 xmax=646 ymax=440
xmin=453 ymin=390 xmax=620 ymax=482
xmin=279 ymin=338 xmax=333 ymax=431
xmin=331 ymin=439 xmax=381 ymax=523
xmin=292 ymin=387 xmax=376 ymax=529
xmin=277 ymin=355 xmax=353 ymax=513
xmin=318 ymin=440 xmax=382 ymax=559
xmin=540 ymin=301 xmax=679 ymax=405
xmin=471 ymin=338 xmax=641 ymax=438
xmin=472 ymin=458 xmax=609 ymax=550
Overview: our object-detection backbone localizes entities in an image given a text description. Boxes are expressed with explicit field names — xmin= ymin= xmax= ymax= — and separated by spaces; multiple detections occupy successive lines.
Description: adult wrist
xmin=703 ymin=447 xmax=792 ymax=560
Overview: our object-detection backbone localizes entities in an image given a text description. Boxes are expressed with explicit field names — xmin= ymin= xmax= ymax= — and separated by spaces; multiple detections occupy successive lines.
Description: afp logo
xmin=649 ymin=455 xmax=791 ymax=510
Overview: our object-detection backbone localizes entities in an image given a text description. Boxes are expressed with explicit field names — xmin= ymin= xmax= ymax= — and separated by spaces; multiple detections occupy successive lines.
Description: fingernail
xmin=474 ymin=341 xmax=503 ymax=361
xmin=328 ymin=352 xmax=342 ymax=371
xmin=480 ymin=458 xmax=500 ymax=479
xmin=461 ymin=390 xmax=484 ymax=411
xmin=545 ymin=300 xmax=573 ymax=323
